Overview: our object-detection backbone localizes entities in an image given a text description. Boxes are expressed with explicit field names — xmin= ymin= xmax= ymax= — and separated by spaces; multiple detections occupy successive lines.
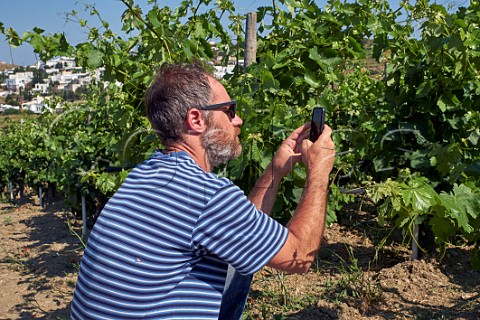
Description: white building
xmin=32 ymin=60 xmax=45 ymax=69
xmin=21 ymin=96 xmax=55 ymax=114
xmin=214 ymin=65 xmax=235 ymax=79
xmin=33 ymin=82 xmax=49 ymax=94
xmin=45 ymin=56 xmax=76 ymax=69
xmin=50 ymin=70 xmax=87 ymax=90
xmin=4 ymin=72 xmax=33 ymax=92
xmin=45 ymin=68 xmax=60 ymax=75
xmin=5 ymin=78 xmax=26 ymax=91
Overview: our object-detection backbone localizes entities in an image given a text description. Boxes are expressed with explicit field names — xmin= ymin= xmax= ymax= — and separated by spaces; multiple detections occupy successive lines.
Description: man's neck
xmin=163 ymin=143 xmax=211 ymax=172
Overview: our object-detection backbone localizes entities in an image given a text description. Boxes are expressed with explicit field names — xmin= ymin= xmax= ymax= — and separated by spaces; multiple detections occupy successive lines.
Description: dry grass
xmin=0 ymin=114 xmax=39 ymax=128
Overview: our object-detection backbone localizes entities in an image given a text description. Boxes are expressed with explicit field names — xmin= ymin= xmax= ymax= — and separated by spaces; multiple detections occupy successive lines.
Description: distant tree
xmin=5 ymin=94 xmax=20 ymax=106
xmin=22 ymin=90 xmax=33 ymax=102
xmin=63 ymin=90 xmax=76 ymax=101
xmin=75 ymin=85 xmax=90 ymax=97
xmin=32 ymin=69 xmax=48 ymax=85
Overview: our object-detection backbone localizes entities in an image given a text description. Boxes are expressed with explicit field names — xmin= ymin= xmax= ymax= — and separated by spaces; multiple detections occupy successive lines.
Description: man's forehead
xmin=207 ymin=75 xmax=228 ymax=100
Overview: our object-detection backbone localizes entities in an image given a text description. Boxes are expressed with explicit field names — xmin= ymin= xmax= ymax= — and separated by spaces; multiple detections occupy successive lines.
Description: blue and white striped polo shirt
xmin=71 ymin=151 xmax=288 ymax=319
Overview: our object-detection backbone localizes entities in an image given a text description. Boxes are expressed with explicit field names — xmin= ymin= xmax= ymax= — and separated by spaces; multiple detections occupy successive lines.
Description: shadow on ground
xmin=1 ymin=194 xmax=83 ymax=319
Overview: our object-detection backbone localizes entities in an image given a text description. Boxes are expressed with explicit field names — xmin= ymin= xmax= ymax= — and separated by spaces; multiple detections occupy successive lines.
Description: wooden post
xmin=39 ymin=187 xmax=44 ymax=208
xmin=412 ymin=224 xmax=420 ymax=260
xmin=9 ymin=181 xmax=14 ymax=202
xmin=82 ymin=195 xmax=87 ymax=237
xmin=244 ymin=12 xmax=257 ymax=70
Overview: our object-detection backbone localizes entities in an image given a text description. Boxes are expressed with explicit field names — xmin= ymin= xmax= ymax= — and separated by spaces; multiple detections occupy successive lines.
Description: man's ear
xmin=184 ymin=108 xmax=206 ymax=134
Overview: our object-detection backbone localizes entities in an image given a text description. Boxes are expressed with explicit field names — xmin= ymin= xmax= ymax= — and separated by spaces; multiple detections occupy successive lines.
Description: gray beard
xmin=201 ymin=127 xmax=242 ymax=168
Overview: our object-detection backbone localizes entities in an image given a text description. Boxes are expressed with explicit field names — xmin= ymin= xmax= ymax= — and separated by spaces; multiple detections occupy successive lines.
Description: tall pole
xmin=39 ymin=187 xmax=44 ymax=208
xmin=412 ymin=224 xmax=420 ymax=260
xmin=82 ymin=195 xmax=87 ymax=237
xmin=244 ymin=12 xmax=257 ymax=70
xmin=9 ymin=181 xmax=14 ymax=203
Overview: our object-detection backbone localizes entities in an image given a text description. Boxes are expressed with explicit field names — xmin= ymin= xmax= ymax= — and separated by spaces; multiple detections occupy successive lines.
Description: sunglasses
xmin=199 ymin=100 xmax=236 ymax=119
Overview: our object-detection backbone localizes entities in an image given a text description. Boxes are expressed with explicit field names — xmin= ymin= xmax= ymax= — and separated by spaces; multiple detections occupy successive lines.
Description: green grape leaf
xmin=87 ymin=49 xmax=105 ymax=69
xmin=438 ymin=191 xmax=474 ymax=233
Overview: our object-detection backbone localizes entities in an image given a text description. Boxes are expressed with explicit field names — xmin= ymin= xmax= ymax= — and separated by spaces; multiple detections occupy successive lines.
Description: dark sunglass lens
xmin=229 ymin=104 xmax=236 ymax=118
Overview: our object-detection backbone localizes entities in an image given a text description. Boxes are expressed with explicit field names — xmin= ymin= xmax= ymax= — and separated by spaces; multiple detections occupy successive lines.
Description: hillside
xmin=0 ymin=62 xmax=17 ymax=71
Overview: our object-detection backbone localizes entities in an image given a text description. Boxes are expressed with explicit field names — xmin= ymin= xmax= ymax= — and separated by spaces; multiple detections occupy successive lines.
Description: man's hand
xmin=272 ymin=123 xmax=311 ymax=178
xmin=300 ymin=124 xmax=335 ymax=179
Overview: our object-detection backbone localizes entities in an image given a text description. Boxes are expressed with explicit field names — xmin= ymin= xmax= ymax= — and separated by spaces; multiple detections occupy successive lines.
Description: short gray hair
xmin=145 ymin=62 xmax=212 ymax=146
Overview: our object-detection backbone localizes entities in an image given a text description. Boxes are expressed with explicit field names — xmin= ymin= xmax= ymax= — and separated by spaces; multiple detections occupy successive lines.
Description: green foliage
xmin=2 ymin=108 xmax=20 ymax=115
xmin=369 ymin=171 xmax=480 ymax=269
xmin=226 ymin=0 xmax=390 ymax=221
xmin=5 ymin=94 xmax=21 ymax=106
xmin=0 ymin=0 xmax=241 ymax=214
xmin=365 ymin=0 xmax=480 ymax=267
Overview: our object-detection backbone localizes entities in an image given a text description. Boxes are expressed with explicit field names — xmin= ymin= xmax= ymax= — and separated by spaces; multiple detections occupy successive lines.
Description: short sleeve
xmin=192 ymin=182 xmax=288 ymax=275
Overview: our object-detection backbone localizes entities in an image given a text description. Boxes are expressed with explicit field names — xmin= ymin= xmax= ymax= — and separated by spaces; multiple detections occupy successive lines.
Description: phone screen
xmin=309 ymin=107 xmax=325 ymax=142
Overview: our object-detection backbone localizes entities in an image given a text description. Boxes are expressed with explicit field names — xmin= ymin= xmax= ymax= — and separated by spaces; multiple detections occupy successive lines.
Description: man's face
xmin=201 ymin=76 xmax=243 ymax=168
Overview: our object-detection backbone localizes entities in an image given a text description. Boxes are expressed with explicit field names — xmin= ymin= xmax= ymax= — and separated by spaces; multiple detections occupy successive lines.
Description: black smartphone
xmin=309 ymin=107 xmax=325 ymax=142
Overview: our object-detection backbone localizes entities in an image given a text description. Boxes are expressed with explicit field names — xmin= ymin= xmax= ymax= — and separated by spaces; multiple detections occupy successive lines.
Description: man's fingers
xmin=287 ymin=123 xmax=311 ymax=141
xmin=284 ymin=123 xmax=311 ymax=153
xmin=298 ymin=130 xmax=311 ymax=142
xmin=301 ymin=137 xmax=313 ymax=151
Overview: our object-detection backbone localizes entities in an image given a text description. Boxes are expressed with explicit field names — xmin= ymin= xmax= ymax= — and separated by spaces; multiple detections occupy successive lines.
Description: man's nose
xmin=233 ymin=114 xmax=243 ymax=126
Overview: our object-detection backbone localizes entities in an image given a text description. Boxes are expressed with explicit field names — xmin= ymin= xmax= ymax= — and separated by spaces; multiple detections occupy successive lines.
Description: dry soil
xmin=0 ymin=196 xmax=479 ymax=319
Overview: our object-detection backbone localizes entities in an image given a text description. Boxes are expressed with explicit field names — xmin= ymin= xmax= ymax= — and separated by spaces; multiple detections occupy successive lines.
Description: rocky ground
xmin=0 ymin=196 xmax=479 ymax=319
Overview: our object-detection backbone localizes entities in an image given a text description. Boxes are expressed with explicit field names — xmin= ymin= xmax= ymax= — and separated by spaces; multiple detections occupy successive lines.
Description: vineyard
xmin=0 ymin=0 xmax=479 ymax=317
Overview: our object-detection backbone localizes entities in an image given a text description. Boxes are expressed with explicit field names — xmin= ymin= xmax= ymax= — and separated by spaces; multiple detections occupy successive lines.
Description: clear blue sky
xmin=0 ymin=0 xmax=402 ymax=66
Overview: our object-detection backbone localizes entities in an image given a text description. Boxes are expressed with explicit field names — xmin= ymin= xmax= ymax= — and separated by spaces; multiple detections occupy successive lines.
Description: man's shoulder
xmin=129 ymin=151 xmax=234 ymax=192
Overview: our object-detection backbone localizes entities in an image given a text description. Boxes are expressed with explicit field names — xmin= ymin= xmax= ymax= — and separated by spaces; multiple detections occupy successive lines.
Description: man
xmin=71 ymin=62 xmax=335 ymax=319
